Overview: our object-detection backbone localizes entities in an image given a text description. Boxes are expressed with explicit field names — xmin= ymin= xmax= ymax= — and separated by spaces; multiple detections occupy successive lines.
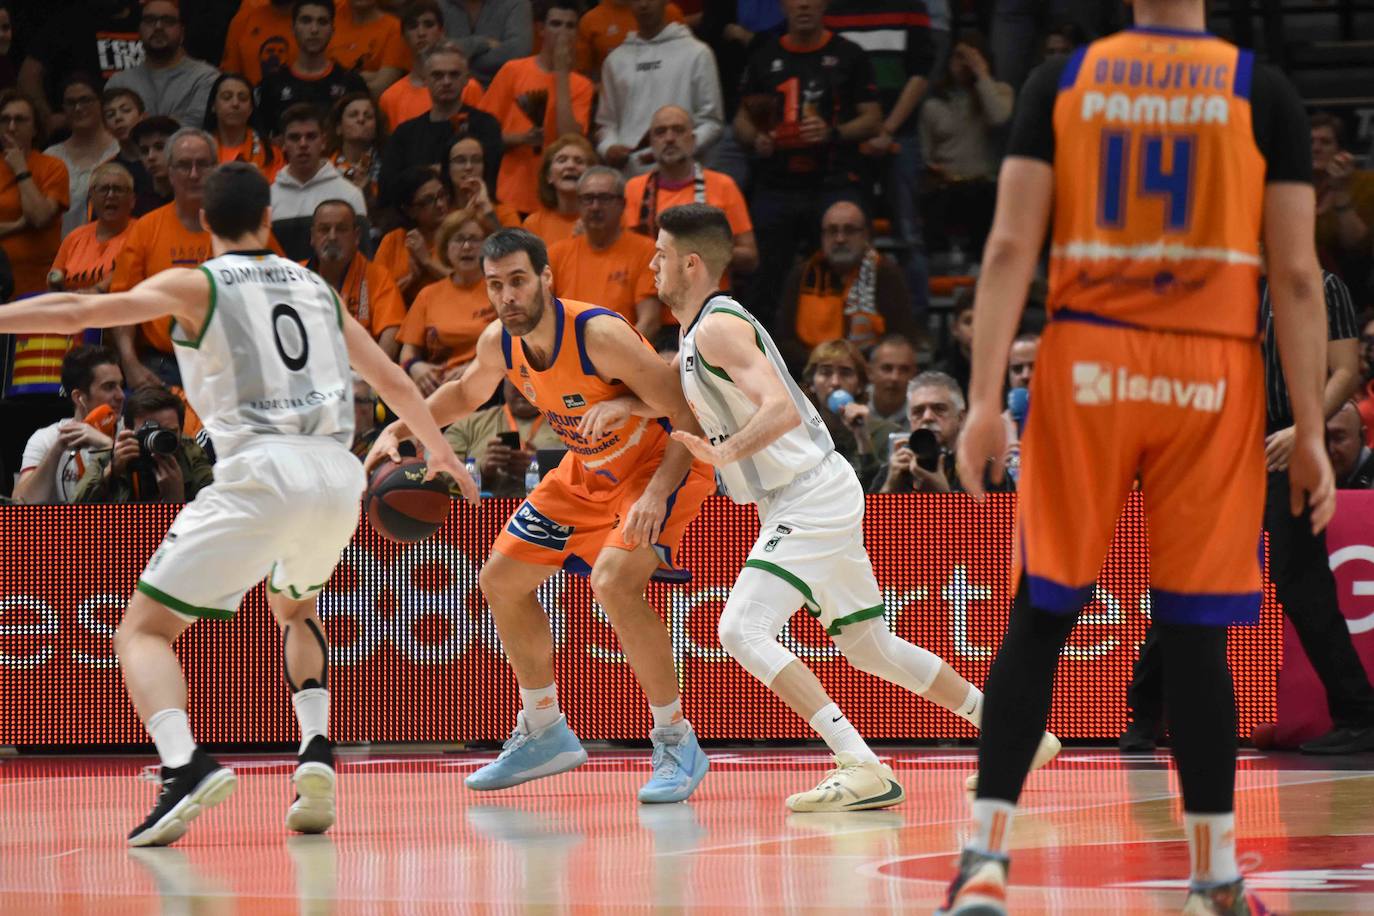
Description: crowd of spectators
xmin=0 ymin=0 xmax=1370 ymax=509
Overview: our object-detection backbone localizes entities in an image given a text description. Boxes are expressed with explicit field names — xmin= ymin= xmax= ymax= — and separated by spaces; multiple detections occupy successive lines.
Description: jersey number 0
xmin=271 ymin=303 xmax=310 ymax=372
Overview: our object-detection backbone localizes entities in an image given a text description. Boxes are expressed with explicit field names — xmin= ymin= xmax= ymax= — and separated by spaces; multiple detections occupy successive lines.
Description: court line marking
xmin=39 ymin=848 xmax=81 ymax=860
xmin=654 ymin=771 xmax=1374 ymax=858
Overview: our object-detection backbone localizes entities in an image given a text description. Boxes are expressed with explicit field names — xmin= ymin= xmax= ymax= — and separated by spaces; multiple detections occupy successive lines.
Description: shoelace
xmin=494 ymin=728 xmax=530 ymax=761
xmin=650 ymin=740 xmax=683 ymax=779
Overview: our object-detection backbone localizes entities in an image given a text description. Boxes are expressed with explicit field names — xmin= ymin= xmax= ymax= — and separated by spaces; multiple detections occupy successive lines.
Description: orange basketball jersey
xmin=501 ymin=297 xmax=669 ymax=494
xmin=1049 ymin=30 xmax=1265 ymax=339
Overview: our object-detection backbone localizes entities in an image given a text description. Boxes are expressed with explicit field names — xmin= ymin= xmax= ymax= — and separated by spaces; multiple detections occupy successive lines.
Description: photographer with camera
xmin=875 ymin=370 xmax=1014 ymax=495
xmin=74 ymin=388 xmax=213 ymax=504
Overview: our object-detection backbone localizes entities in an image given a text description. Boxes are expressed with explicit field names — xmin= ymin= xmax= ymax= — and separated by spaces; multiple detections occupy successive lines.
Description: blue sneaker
xmin=465 ymin=713 xmax=588 ymax=791
xmin=638 ymin=724 xmax=709 ymax=804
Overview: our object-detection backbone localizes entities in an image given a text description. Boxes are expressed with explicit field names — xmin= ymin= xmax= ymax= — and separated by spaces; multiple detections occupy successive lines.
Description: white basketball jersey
xmin=679 ymin=294 xmax=832 ymax=504
xmin=176 ymin=251 xmax=354 ymax=457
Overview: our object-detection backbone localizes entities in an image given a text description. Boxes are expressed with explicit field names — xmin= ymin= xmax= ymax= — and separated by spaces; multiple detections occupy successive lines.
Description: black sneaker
xmin=1118 ymin=718 xmax=1160 ymax=752
xmin=1299 ymin=723 xmax=1374 ymax=755
xmin=286 ymin=735 xmax=336 ymax=834
xmin=127 ymin=749 xmax=236 ymax=847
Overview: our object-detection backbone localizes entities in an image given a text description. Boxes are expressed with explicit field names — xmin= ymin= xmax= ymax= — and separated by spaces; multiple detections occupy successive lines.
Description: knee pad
xmin=719 ymin=596 xmax=796 ymax=686
xmin=833 ymin=619 xmax=942 ymax=695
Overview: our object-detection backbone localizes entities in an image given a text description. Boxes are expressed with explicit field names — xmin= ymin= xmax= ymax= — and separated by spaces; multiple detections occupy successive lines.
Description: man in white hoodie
xmin=595 ymin=0 xmax=723 ymax=175
xmin=270 ymin=104 xmax=369 ymax=261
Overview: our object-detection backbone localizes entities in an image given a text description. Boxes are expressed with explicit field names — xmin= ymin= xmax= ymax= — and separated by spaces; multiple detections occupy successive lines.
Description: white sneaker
xmin=786 ymin=753 xmax=905 ymax=812
xmin=966 ymin=731 xmax=1061 ymax=793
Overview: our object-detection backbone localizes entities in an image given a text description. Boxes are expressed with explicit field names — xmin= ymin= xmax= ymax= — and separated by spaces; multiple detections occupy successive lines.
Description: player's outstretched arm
xmin=678 ymin=311 xmax=801 ymax=467
xmin=1264 ymin=181 xmax=1336 ymax=531
xmin=956 ymin=156 xmax=1052 ymax=497
xmin=0 ymin=268 xmax=206 ymax=336
xmin=346 ymin=313 xmax=478 ymax=502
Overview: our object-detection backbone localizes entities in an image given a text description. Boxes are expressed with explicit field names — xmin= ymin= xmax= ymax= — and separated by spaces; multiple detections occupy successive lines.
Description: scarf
xmin=634 ymin=164 xmax=706 ymax=237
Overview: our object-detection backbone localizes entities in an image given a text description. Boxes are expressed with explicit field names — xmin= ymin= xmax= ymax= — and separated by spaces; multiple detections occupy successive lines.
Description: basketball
xmin=364 ymin=457 xmax=452 ymax=542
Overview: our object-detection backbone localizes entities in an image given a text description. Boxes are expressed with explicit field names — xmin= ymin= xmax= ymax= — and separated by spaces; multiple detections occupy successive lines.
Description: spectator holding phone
xmin=442 ymin=378 xmax=564 ymax=497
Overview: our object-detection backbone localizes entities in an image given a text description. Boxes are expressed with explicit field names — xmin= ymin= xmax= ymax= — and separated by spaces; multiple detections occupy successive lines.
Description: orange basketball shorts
xmin=492 ymin=447 xmax=714 ymax=575
xmin=1014 ymin=317 xmax=1266 ymax=626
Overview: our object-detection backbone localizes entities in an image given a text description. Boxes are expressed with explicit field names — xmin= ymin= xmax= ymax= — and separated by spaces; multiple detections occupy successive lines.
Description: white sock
xmin=955 ymin=685 xmax=983 ymax=727
xmin=970 ymin=798 xmax=1017 ymax=856
xmin=292 ymin=688 xmax=329 ymax=755
xmin=809 ymin=703 xmax=879 ymax=764
xmin=147 ymin=708 xmax=195 ymax=769
xmin=1184 ymin=812 xmax=1240 ymax=885
xmin=650 ymin=697 xmax=684 ymax=729
xmin=520 ymin=683 xmax=561 ymax=732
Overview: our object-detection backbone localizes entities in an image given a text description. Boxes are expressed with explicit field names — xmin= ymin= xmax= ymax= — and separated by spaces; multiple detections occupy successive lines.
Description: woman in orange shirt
xmin=49 ymin=161 xmax=137 ymax=293
xmin=374 ymin=165 xmax=451 ymax=304
xmin=520 ymin=133 xmax=594 ymax=248
xmin=204 ymin=73 xmax=281 ymax=181
xmin=0 ymin=90 xmax=68 ymax=297
xmin=330 ymin=92 xmax=386 ymax=215
xmin=399 ymin=207 xmax=495 ymax=395
xmin=444 ymin=136 xmax=519 ymax=234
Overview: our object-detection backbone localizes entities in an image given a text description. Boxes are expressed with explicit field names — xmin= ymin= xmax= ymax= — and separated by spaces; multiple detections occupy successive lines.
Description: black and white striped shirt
xmin=1261 ymin=271 xmax=1358 ymax=433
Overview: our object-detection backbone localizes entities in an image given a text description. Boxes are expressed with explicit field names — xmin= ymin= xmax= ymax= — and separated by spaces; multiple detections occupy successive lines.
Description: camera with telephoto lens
xmin=135 ymin=421 xmax=179 ymax=458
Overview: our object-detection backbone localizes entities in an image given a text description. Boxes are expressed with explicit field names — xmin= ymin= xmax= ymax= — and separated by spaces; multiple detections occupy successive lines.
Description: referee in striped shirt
xmin=1122 ymin=270 xmax=1374 ymax=754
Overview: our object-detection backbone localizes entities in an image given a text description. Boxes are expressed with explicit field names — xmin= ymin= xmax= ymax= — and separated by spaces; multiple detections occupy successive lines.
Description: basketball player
xmin=576 ymin=203 xmax=1059 ymax=811
xmin=0 ymin=163 xmax=473 ymax=847
xmin=368 ymin=228 xmax=716 ymax=803
xmin=938 ymin=3 xmax=1334 ymax=913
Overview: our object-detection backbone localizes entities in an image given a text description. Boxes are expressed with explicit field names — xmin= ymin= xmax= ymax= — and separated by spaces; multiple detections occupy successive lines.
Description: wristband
xmin=13 ymin=171 xmax=30 ymax=182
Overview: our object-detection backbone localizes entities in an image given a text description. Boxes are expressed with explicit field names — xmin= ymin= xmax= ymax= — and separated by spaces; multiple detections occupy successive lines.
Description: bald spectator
xmin=1329 ymin=402 xmax=1374 ymax=490
xmin=775 ymin=201 xmax=916 ymax=374
xmin=595 ymin=0 xmax=722 ymax=174
xmin=866 ymin=334 xmax=920 ymax=431
xmin=623 ymin=105 xmax=755 ymax=276
xmin=106 ymin=0 xmax=219 ymax=131
xmin=548 ymin=165 xmax=661 ymax=339
xmin=379 ymin=0 xmax=485 ymax=128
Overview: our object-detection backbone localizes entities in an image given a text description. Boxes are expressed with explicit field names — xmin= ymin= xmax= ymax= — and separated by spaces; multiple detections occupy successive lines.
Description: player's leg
xmin=118 ymin=592 xmax=236 ymax=847
xmin=718 ymin=566 xmax=902 ymax=811
xmin=942 ymin=322 xmax=1138 ymax=914
xmin=268 ymin=589 xmax=335 ymax=834
xmin=1138 ymin=334 xmax=1270 ymax=913
xmin=590 ymin=542 xmax=711 ymax=803
xmin=467 ymin=548 xmax=586 ymax=790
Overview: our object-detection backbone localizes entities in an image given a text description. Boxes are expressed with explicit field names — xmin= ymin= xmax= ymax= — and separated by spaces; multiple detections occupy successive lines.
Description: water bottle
xmin=524 ymin=456 xmax=540 ymax=496
xmin=466 ymin=456 xmax=481 ymax=497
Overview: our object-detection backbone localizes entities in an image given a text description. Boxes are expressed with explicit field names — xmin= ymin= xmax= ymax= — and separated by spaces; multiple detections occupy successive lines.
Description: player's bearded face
xmin=495 ymin=275 xmax=547 ymax=336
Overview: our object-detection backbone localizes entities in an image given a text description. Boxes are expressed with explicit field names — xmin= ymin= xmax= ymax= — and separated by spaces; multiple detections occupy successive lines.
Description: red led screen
xmin=0 ymin=494 xmax=1281 ymax=745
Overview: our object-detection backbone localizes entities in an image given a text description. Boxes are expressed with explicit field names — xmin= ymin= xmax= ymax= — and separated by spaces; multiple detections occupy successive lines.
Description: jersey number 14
xmin=1097 ymin=131 xmax=1196 ymax=233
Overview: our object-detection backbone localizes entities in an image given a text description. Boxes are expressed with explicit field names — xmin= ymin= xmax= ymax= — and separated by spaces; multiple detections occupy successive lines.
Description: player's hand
xmin=671 ymin=429 xmax=727 ymax=466
xmin=579 ymin=398 xmax=632 ymax=440
xmin=1288 ymin=432 xmax=1336 ymax=534
xmin=621 ymin=490 xmax=665 ymax=548
xmin=363 ymin=422 xmax=411 ymax=475
xmin=956 ymin=403 xmax=1008 ymax=500
xmin=1264 ymin=425 xmax=1296 ymax=472
xmin=427 ymin=446 xmax=478 ymax=503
